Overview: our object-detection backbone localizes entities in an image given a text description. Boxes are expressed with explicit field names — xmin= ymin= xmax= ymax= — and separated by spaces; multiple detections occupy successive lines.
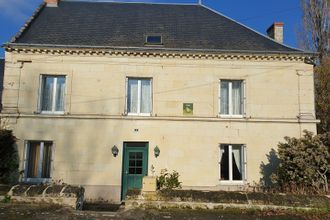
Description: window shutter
xmin=218 ymin=145 xmax=221 ymax=180
xmin=124 ymin=77 xmax=128 ymax=115
xmin=50 ymin=142 xmax=55 ymax=178
xmin=36 ymin=75 xmax=43 ymax=113
xmin=150 ymin=78 xmax=153 ymax=115
xmin=23 ymin=141 xmax=29 ymax=181
xmin=243 ymin=144 xmax=247 ymax=182
xmin=242 ymin=80 xmax=247 ymax=117
xmin=218 ymin=80 xmax=221 ymax=115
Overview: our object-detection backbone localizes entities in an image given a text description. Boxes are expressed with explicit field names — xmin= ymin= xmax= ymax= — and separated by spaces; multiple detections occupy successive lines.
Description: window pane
xmin=129 ymin=168 xmax=135 ymax=174
xmin=140 ymin=79 xmax=151 ymax=113
xmin=220 ymin=81 xmax=229 ymax=114
xmin=41 ymin=142 xmax=52 ymax=178
xmin=129 ymin=160 xmax=135 ymax=166
xmin=220 ymin=145 xmax=229 ymax=180
xmin=27 ymin=142 xmax=41 ymax=178
xmin=232 ymin=145 xmax=243 ymax=180
xmin=127 ymin=79 xmax=138 ymax=113
xmin=41 ymin=77 xmax=54 ymax=111
xmin=55 ymin=77 xmax=65 ymax=111
xmin=232 ymin=81 xmax=242 ymax=115
xmin=136 ymin=160 xmax=142 ymax=167
xmin=146 ymin=36 xmax=162 ymax=44
xmin=129 ymin=152 xmax=136 ymax=159
xmin=136 ymin=152 xmax=143 ymax=159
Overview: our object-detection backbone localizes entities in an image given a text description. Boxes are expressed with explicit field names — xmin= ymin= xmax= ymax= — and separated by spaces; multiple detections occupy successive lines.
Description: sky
xmin=0 ymin=0 xmax=303 ymax=58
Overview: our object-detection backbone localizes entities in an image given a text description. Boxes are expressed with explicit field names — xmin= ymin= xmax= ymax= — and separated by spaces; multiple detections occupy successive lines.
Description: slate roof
xmin=11 ymin=1 xmax=300 ymax=53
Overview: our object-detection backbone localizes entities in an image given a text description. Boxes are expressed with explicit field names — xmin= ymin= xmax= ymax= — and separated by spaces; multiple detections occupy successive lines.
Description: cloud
xmin=0 ymin=0 xmax=42 ymax=23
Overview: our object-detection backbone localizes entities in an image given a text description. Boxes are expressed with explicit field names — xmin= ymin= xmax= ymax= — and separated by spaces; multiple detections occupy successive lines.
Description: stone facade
xmin=1 ymin=49 xmax=316 ymax=203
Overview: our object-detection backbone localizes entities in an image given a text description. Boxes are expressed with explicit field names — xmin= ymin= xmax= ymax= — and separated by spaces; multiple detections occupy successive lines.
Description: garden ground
xmin=0 ymin=202 xmax=329 ymax=220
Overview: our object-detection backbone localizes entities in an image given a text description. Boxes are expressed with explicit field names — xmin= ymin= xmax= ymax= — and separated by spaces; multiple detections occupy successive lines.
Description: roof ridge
xmin=10 ymin=2 xmax=46 ymax=44
xmin=199 ymin=4 xmax=303 ymax=52
xmin=62 ymin=0 xmax=199 ymax=6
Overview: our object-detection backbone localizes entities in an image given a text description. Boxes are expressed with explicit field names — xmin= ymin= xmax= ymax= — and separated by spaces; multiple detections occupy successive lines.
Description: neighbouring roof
xmin=10 ymin=1 xmax=300 ymax=54
xmin=0 ymin=59 xmax=4 ymax=108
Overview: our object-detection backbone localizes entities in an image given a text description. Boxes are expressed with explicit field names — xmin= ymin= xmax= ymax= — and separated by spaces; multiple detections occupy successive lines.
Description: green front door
xmin=121 ymin=142 xmax=148 ymax=200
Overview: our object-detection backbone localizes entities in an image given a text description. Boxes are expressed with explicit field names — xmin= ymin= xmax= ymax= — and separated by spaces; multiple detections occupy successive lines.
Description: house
xmin=1 ymin=0 xmax=317 ymax=203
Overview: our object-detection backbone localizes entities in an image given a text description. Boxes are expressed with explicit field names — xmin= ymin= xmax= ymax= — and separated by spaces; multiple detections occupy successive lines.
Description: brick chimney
xmin=45 ymin=0 xmax=59 ymax=7
xmin=267 ymin=22 xmax=284 ymax=44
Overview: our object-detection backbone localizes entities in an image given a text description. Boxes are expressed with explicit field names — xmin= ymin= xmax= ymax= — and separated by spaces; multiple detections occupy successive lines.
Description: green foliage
xmin=271 ymin=130 xmax=330 ymax=193
xmin=157 ymin=169 xmax=182 ymax=190
xmin=0 ymin=129 xmax=18 ymax=184
xmin=2 ymin=195 xmax=11 ymax=203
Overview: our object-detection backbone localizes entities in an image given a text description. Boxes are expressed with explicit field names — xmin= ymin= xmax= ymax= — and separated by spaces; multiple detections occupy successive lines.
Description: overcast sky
xmin=0 ymin=0 xmax=303 ymax=57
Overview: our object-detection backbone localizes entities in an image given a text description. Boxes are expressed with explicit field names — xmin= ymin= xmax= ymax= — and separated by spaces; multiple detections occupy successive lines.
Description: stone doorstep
xmin=125 ymin=199 xmax=315 ymax=211
xmin=0 ymin=195 xmax=77 ymax=209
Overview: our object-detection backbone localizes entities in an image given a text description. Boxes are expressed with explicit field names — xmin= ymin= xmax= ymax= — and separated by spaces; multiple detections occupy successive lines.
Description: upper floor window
xmin=126 ymin=78 xmax=152 ymax=116
xmin=220 ymin=80 xmax=244 ymax=116
xmin=40 ymin=75 xmax=66 ymax=113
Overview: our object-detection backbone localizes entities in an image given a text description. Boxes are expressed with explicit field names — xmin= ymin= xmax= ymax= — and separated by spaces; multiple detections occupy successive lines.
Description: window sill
xmin=39 ymin=111 xmax=65 ymax=115
xmin=127 ymin=113 xmax=151 ymax=117
xmin=219 ymin=114 xmax=244 ymax=119
xmin=23 ymin=178 xmax=51 ymax=184
xmin=219 ymin=180 xmax=245 ymax=185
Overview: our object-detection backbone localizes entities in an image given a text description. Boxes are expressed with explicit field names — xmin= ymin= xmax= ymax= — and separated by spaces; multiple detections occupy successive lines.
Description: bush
xmin=156 ymin=169 xmax=182 ymax=190
xmin=271 ymin=130 xmax=330 ymax=194
xmin=0 ymin=129 xmax=18 ymax=184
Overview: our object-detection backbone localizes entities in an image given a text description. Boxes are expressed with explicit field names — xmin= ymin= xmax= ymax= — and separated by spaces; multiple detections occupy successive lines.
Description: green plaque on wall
xmin=183 ymin=103 xmax=193 ymax=115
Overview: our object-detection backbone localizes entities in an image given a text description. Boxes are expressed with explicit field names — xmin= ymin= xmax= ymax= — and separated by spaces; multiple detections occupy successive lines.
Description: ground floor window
xmin=24 ymin=141 xmax=53 ymax=181
xmin=220 ymin=144 xmax=246 ymax=182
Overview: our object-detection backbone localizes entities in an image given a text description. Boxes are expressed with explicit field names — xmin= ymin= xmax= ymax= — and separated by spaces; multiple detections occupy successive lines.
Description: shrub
xmin=157 ymin=169 xmax=182 ymax=190
xmin=2 ymin=195 xmax=11 ymax=203
xmin=0 ymin=129 xmax=18 ymax=184
xmin=271 ymin=130 xmax=330 ymax=194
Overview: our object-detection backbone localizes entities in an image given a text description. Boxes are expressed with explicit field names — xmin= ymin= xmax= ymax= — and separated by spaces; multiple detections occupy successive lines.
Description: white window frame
xmin=125 ymin=77 xmax=152 ymax=116
xmin=39 ymin=75 xmax=66 ymax=114
xmin=219 ymin=144 xmax=247 ymax=185
xmin=219 ymin=79 xmax=245 ymax=118
xmin=23 ymin=140 xmax=54 ymax=183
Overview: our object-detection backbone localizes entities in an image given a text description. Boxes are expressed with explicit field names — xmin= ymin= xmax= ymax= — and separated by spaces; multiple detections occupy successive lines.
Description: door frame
xmin=121 ymin=142 xmax=149 ymax=200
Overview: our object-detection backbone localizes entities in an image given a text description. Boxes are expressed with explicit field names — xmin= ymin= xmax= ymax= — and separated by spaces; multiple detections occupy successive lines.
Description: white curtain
xmin=232 ymin=145 xmax=242 ymax=180
xmin=128 ymin=79 xmax=138 ymax=113
xmin=42 ymin=142 xmax=52 ymax=178
xmin=27 ymin=142 xmax=41 ymax=178
xmin=55 ymin=77 xmax=65 ymax=111
xmin=232 ymin=81 xmax=242 ymax=115
xmin=141 ymin=79 xmax=151 ymax=113
xmin=220 ymin=81 xmax=229 ymax=114
xmin=41 ymin=77 xmax=54 ymax=111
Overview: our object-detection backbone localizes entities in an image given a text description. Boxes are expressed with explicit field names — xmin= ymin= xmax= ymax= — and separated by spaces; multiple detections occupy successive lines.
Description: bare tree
xmin=300 ymin=0 xmax=329 ymax=62
xmin=300 ymin=1 xmax=330 ymax=133
xmin=314 ymin=57 xmax=330 ymax=132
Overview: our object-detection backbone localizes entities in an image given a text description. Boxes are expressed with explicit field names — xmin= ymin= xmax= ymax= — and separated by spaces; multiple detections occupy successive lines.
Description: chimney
xmin=267 ymin=22 xmax=284 ymax=44
xmin=45 ymin=0 xmax=59 ymax=7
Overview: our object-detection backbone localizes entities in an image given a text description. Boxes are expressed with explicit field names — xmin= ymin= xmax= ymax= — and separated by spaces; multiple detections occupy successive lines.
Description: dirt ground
xmin=0 ymin=202 xmax=329 ymax=220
